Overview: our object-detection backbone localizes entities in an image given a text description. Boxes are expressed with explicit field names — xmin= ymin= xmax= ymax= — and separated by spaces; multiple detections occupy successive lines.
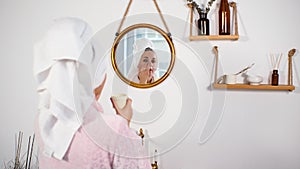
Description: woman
xmin=127 ymin=39 xmax=159 ymax=84
xmin=34 ymin=17 xmax=151 ymax=169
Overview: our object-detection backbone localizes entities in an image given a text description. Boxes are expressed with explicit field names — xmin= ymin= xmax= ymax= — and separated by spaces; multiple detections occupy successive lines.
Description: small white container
xmin=224 ymin=74 xmax=237 ymax=84
xmin=247 ymin=75 xmax=263 ymax=85
xmin=111 ymin=94 xmax=128 ymax=109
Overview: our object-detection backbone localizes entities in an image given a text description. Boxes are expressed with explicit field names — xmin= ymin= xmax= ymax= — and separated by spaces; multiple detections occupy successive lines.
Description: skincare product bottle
xmin=271 ymin=70 xmax=279 ymax=86
xmin=219 ymin=0 xmax=231 ymax=35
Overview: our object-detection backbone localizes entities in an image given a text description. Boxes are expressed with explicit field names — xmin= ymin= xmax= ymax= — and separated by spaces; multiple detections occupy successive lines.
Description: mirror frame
xmin=111 ymin=23 xmax=176 ymax=88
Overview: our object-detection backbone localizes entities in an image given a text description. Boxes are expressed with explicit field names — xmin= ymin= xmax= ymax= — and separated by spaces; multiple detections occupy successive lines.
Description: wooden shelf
xmin=189 ymin=35 xmax=239 ymax=41
xmin=213 ymin=83 xmax=295 ymax=91
xmin=187 ymin=2 xmax=239 ymax=41
xmin=211 ymin=47 xmax=296 ymax=92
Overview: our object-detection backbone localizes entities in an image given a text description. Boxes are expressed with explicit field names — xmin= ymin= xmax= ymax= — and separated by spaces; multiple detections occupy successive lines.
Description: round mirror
xmin=111 ymin=24 xmax=175 ymax=88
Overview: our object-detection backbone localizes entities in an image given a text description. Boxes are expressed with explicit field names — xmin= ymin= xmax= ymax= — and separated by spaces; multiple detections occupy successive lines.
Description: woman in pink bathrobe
xmin=34 ymin=17 xmax=151 ymax=169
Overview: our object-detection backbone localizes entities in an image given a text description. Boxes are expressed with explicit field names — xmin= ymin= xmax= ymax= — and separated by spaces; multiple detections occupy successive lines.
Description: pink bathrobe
xmin=36 ymin=101 xmax=152 ymax=169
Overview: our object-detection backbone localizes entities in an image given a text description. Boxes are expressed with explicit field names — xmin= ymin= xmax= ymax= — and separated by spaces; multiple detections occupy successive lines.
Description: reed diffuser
xmin=270 ymin=53 xmax=283 ymax=85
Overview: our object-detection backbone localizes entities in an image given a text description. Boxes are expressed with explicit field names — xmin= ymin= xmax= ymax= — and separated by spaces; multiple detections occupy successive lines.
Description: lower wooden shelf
xmin=213 ymin=83 xmax=295 ymax=91
xmin=189 ymin=35 xmax=239 ymax=41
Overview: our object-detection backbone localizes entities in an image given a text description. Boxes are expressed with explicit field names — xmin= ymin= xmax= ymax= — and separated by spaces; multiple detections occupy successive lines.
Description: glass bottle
xmin=271 ymin=69 xmax=279 ymax=86
xmin=198 ymin=12 xmax=210 ymax=35
xmin=219 ymin=0 xmax=231 ymax=35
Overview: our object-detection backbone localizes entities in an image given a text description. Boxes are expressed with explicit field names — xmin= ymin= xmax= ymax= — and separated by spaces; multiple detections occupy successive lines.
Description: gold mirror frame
xmin=111 ymin=23 xmax=176 ymax=88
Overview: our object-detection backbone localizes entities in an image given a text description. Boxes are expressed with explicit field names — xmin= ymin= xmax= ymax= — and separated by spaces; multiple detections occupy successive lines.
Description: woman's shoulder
xmin=101 ymin=113 xmax=139 ymax=138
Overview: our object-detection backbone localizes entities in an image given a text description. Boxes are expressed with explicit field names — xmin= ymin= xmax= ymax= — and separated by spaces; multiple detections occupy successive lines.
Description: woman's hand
xmin=138 ymin=68 xmax=153 ymax=84
xmin=110 ymin=97 xmax=133 ymax=126
xmin=94 ymin=74 xmax=107 ymax=101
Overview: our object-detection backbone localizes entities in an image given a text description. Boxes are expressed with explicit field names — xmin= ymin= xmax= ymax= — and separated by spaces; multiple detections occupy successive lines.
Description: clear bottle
xmin=271 ymin=69 xmax=279 ymax=86
xmin=219 ymin=0 xmax=231 ymax=35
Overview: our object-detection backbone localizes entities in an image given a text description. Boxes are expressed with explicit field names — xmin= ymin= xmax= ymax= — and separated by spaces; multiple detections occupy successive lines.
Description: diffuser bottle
xmin=271 ymin=70 xmax=279 ymax=86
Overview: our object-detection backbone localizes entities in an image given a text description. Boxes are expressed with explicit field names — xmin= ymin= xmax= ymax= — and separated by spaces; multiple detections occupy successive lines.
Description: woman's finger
xmin=110 ymin=97 xmax=120 ymax=114
xmin=98 ymin=74 xmax=107 ymax=98
xmin=125 ymin=98 xmax=132 ymax=105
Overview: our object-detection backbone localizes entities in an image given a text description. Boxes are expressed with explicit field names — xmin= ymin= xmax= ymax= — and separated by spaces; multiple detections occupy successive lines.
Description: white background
xmin=1 ymin=0 xmax=300 ymax=169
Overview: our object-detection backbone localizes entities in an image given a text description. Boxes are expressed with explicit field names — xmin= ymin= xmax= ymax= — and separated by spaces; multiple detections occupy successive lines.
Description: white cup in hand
xmin=111 ymin=94 xmax=128 ymax=109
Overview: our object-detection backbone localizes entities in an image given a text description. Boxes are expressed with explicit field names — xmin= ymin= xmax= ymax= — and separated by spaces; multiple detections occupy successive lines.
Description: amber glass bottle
xmin=219 ymin=0 xmax=231 ymax=35
xmin=271 ymin=70 xmax=279 ymax=86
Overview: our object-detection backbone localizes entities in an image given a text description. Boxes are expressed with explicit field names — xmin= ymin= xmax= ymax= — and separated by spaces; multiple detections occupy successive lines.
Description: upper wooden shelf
xmin=213 ymin=83 xmax=295 ymax=91
xmin=189 ymin=35 xmax=239 ymax=41
xmin=188 ymin=2 xmax=239 ymax=41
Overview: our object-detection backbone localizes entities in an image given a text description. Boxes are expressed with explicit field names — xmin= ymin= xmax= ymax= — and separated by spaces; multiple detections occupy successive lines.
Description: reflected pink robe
xmin=36 ymin=102 xmax=151 ymax=169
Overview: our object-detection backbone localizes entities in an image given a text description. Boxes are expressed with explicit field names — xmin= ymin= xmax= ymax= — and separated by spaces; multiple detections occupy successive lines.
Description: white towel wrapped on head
xmin=33 ymin=17 xmax=100 ymax=159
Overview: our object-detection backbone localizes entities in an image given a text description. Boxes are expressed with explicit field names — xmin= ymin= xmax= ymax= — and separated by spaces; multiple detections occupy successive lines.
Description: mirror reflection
xmin=112 ymin=24 xmax=175 ymax=88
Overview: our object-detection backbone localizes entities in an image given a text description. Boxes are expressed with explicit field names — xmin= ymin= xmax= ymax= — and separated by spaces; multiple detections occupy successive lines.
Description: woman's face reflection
xmin=137 ymin=49 xmax=158 ymax=83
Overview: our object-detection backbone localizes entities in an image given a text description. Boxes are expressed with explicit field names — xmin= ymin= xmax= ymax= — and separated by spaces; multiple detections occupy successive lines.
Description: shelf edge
xmin=213 ymin=83 xmax=295 ymax=91
xmin=189 ymin=35 xmax=239 ymax=41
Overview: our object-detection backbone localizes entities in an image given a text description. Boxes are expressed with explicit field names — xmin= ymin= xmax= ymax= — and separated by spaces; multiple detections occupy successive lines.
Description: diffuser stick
xmin=276 ymin=53 xmax=283 ymax=69
xmin=270 ymin=53 xmax=275 ymax=69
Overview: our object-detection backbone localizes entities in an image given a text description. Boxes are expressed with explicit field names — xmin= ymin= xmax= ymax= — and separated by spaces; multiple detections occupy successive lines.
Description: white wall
xmin=1 ymin=0 xmax=300 ymax=169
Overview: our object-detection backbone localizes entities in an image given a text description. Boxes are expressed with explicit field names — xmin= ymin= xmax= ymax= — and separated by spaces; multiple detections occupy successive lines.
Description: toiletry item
xmin=219 ymin=0 xmax=231 ymax=35
xmin=111 ymin=94 xmax=128 ymax=109
xmin=198 ymin=12 xmax=210 ymax=35
xmin=247 ymin=75 xmax=263 ymax=85
xmin=224 ymin=74 xmax=237 ymax=84
xmin=271 ymin=70 xmax=279 ymax=86
xmin=234 ymin=63 xmax=255 ymax=76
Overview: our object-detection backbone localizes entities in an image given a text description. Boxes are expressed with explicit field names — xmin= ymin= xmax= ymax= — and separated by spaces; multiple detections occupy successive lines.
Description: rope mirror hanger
xmin=115 ymin=0 xmax=172 ymax=38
